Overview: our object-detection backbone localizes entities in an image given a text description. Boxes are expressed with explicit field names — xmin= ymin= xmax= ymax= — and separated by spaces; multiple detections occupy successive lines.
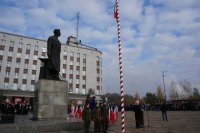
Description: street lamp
xmin=162 ymin=71 xmax=167 ymax=102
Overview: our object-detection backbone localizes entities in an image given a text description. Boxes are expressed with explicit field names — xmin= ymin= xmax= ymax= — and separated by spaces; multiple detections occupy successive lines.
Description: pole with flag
xmin=114 ymin=0 xmax=125 ymax=132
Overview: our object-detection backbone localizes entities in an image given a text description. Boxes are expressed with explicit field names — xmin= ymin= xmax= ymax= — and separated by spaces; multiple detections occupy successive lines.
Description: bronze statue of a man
xmin=47 ymin=29 xmax=61 ymax=80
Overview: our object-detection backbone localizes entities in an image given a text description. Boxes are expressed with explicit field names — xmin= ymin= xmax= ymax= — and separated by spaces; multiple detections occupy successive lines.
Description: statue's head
xmin=53 ymin=29 xmax=61 ymax=37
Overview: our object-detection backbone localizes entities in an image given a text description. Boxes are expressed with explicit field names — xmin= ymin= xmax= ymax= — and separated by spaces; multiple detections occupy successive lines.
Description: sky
xmin=0 ymin=0 xmax=200 ymax=97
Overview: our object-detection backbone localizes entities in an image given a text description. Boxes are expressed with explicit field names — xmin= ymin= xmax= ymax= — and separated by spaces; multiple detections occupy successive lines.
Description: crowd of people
xmin=0 ymin=99 xmax=32 ymax=115
xmin=123 ymin=100 xmax=200 ymax=111
xmin=68 ymin=95 xmax=119 ymax=133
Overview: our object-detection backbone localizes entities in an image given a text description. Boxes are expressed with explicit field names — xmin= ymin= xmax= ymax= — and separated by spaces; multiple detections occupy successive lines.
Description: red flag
xmin=114 ymin=0 xmax=118 ymax=20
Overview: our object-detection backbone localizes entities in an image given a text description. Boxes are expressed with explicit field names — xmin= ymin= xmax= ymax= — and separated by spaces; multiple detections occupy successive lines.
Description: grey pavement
xmin=47 ymin=111 xmax=200 ymax=133
xmin=1 ymin=111 xmax=200 ymax=133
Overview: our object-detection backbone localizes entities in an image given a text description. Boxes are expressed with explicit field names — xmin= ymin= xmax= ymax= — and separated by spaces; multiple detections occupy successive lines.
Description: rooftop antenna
xmin=76 ymin=12 xmax=80 ymax=43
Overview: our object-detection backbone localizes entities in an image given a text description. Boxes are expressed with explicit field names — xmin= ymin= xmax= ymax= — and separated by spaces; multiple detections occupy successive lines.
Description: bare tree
xmin=169 ymin=81 xmax=179 ymax=100
xmin=179 ymin=79 xmax=192 ymax=98
xmin=156 ymin=85 xmax=164 ymax=103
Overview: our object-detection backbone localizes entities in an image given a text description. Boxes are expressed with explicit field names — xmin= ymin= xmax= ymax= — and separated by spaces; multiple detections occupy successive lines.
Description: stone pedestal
xmin=33 ymin=80 xmax=68 ymax=120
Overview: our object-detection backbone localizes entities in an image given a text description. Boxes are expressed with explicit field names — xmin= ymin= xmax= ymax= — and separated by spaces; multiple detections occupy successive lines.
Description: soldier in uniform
xmin=82 ymin=103 xmax=91 ymax=133
xmin=100 ymin=101 xmax=109 ymax=133
xmin=94 ymin=103 xmax=101 ymax=133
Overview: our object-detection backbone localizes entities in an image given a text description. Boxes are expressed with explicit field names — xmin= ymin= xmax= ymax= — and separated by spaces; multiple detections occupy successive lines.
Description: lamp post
xmin=162 ymin=71 xmax=167 ymax=102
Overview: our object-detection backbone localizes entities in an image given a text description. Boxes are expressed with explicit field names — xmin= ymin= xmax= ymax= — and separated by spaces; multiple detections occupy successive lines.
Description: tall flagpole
xmin=114 ymin=0 xmax=125 ymax=133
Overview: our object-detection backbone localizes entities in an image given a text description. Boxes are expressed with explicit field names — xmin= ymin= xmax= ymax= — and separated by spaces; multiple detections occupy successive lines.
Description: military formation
xmin=82 ymin=94 xmax=109 ymax=133
xmin=0 ymin=99 xmax=31 ymax=115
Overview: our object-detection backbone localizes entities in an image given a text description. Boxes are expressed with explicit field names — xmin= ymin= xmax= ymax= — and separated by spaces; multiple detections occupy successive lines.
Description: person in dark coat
xmin=161 ymin=102 xmax=168 ymax=121
xmin=93 ymin=103 xmax=101 ymax=133
xmin=134 ymin=100 xmax=144 ymax=128
xmin=100 ymin=102 xmax=109 ymax=133
xmin=82 ymin=103 xmax=91 ymax=133
xmin=47 ymin=29 xmax=61 ymax=80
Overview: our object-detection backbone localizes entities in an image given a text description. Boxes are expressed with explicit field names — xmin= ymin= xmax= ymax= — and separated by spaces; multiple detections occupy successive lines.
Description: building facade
xmin=0 ymin=31 xmax=102 ymax=103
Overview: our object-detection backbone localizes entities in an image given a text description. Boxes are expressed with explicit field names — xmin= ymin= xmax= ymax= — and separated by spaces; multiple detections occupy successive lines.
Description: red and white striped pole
xmin=114 ymin=0 xmax=125 ymax=133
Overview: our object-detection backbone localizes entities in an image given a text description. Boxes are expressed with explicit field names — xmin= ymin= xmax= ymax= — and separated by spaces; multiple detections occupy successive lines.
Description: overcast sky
xmin=0 ymin=0 xmax=200 ymax=97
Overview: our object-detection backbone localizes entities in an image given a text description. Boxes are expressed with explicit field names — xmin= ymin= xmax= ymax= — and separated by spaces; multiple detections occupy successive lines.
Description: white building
xmin=0 ymin=31 xmax=102 ymax=102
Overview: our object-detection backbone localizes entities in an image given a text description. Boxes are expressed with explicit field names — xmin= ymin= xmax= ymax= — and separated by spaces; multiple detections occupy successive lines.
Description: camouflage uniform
xmin=82 ymin=106 xmax=91 ymax=133
xmin=100 ymin=104 xmax=109 ymax=133
xmin=93 ymin=106 xmax=101 ymax=133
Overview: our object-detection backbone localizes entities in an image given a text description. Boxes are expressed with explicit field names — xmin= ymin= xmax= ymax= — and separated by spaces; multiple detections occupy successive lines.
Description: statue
xmin=39 ymin=29 xmax=61 ymax=80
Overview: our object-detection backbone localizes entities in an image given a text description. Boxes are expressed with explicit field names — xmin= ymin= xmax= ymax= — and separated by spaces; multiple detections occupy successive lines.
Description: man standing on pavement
xmin=161 ymin=102 xmax=168 ymax=121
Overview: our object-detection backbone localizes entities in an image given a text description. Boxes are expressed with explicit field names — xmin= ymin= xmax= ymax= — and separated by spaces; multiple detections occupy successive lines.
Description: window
xmin=63 ymin=55 xmax=67 ymax=60
xmin=22 ymin=79 xmax=27 ymax=84
xmin=16 ymin=58 xmax=21 ymax=63
xmin=70 ymin=56 xmax=74 ymax=61
xmin=32 ymin=70 xmax=36 ymax=75
xmin=69 ymin=74 xmax=73 ymax=79
xmin=17 ymin=48 xmax=22 ymax=53
xmin=35 ymin=45 xmax=39 ymax=51
xmin=63 ymin=64 xmax=67 ymax=69
xmin=41 ymin=52 xmax=46 ymax=57
xmin=27 ymin=44 xmax=31 ymax=50
xmin=19 ymin=42 xmax=23 ymax=48
xmin=31 ymin=80 xmax=35 ymax=84
xmin=62 ymin=73 xmax=66 ymax=78
xmin=70 ymin=65 xmax=73 ymax=70
xmin=24 ymin=69 xmax=28 ymax=74
xmin=15 ymin=68 xmax=20 ymax=73
xmin=7 ymin=56 xmax=12 ymax=62
xmin=13 ymin=78 xmax=18 ymax=83
xmin=33 ymin=60 xmax=37 ymax=65
xmin=26 ymin=49 xmax=30 ymax=54
xmin=4 ymin=78 xmax=9 ymax=83
xmin=25 ymin=59 xmax=29 ymax=64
